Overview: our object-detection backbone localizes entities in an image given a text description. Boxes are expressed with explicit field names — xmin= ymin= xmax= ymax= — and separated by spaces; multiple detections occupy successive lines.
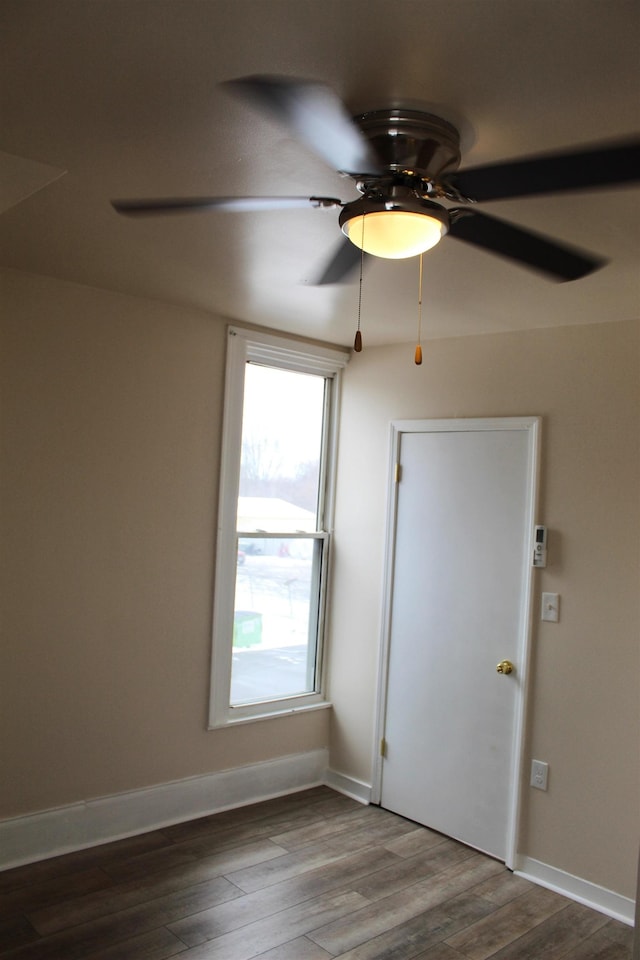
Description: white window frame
xmin=208 ymin=326 xmax=349 ymax=728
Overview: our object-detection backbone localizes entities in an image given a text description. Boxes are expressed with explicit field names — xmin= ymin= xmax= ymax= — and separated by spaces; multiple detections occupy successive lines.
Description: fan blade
xmin=224 ymin=75 xmax=381 ymax=176
xmin=447 ymin=138 xmax=640 ymax=202
xmin=315 ymin=239 xmax=365 ymax=284
xmin=112 ymin=195 xmax=342 ymax=216
xmin=448 ymin=209 xmax=606 ymax=281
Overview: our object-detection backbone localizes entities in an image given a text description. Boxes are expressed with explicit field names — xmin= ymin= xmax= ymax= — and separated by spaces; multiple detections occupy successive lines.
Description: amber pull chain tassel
xmin=354 ymin=217 xmax=365 ymax=353
xmin=415 ymin=253 xmax=424 ymax=365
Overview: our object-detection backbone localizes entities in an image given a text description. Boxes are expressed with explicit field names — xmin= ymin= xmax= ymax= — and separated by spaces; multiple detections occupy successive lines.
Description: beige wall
xmin=328 ymin=318 xmax=639 ymax=898
xmin=0 ymin=269 xmax=328 ymax=817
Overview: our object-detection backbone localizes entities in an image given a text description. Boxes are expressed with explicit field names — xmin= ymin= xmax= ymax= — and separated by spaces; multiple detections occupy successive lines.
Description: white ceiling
xmin=1 ymin=0 xmax=639 ymax=347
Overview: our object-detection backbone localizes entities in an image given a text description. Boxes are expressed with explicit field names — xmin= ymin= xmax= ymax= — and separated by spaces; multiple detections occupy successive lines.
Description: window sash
xmin=230 ymin=534 xmax=326 ymax=707
xmin=238 ymin=366 xmax=336 ymax=536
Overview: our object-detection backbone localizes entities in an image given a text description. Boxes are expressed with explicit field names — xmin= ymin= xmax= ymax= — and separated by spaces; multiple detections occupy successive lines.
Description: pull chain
xmin=354 ymin=216 xmax=365 ymax=352
xmin=414 ymin=253 xmax=424 ymax=365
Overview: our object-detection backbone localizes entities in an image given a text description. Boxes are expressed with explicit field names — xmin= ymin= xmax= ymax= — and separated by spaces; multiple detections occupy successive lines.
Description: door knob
xmin=496 ymin=660 xmax=514 ymax=675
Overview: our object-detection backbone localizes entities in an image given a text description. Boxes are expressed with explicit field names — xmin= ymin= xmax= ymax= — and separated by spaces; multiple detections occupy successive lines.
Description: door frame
xmin=372 ymin=417 xmax=541 ymax=869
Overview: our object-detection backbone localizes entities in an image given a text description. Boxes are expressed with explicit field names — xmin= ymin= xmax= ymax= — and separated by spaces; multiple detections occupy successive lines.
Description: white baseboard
xmin=0 ymin=748 xmax=329 ymax=872
xmin=324 ymin=768 xmax=372 ymax=805
xmin=515 ymin=855 xmax=635 ymax=926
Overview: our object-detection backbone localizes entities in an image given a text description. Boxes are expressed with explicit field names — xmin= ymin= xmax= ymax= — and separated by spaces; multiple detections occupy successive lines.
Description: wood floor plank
xmin=269 ymin=805 xmax=388 ymax=852
xmin=28 ymin=838 xmax=287 ymax=935
xmin=103 ymin=833 xmax=285 ymax=886
xmin=82 ymin=926 xmax=188 ymax=960
xmin=224 ymin=812 xmax=416 ymax=895
xmin=8 ymin=876 xmax=241 ymax=960
xmin=224 ymin=841 xmax=363 ymax=895
xmin=560 ymin=926 xmax=636 ymax=960
xmin=316 ymin=811 xmax=421 ymax=855
xmin=352 ymin=840 xmax=478 ymax=903
xmin=101 ymin=845 xmax=199 ymax=884
xmin=0 ymin=832 xmax=171 ymax=895
xmin=486 ymin=900 xmax=611 ymax=959
xmin=0 ymin=867 xmax=113 ymax=919
xmin=468 ymin=869 xmax=535 ymax=906
xmin=599 ymin=919 xmax=636 ymax=950
xmin=174 ymin=800 xmax=375 ymax=861
xmin=175 ymin=890 xmax=369 ymax=960
xmin=167 ymin=846 xmax=403 ymax=947
xmin=383 ymin=827 xmax=452 ymax=858
xmin=162 ymin=787 xmax=336 ymax=843
xmin=444 ymin=883 xmax=568 ymax=959
xmin=406 ymin=945 xmax=466 ymax=960
xmin=255 ymin=935 xmax=334 ymax=959
xmin=167 ymin=795 xmax=365 ymax=862
xmin=307 ymin=856 xmax=503 ymax=955
xmin=323 ymin=893 xmax=494 ymax=960
xmin=0 ymin=917 xmax=40 ymax=952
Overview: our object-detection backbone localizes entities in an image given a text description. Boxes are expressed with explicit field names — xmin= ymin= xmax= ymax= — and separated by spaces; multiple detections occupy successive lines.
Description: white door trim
xmin=372 ymin=416 xmax=541 ymax=870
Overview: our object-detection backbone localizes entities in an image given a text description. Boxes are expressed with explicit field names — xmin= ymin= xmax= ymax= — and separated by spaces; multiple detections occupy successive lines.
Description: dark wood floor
xmin=0 ymin=786 xmax=634 ymax=959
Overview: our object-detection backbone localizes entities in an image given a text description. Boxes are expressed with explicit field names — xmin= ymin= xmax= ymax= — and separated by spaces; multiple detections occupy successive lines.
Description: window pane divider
xmin=237 ymin=531 xmax=329 ymax=539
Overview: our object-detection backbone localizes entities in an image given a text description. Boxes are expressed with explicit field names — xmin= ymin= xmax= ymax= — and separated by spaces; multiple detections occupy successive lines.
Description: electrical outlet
xmin=530 ymin=759 xmax=549 ymax=791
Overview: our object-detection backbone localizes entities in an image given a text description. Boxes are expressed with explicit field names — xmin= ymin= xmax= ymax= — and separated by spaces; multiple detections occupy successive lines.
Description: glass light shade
xmin=343 ymin=210 xmax=446 ymax=259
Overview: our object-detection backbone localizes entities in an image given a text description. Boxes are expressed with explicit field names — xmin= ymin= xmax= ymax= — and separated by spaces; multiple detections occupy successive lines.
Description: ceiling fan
xmin=112 ymin=75 xmax=640 ymax=285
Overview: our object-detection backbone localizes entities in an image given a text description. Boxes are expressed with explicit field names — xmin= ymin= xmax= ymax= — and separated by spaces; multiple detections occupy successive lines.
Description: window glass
xmin=238 ymin=364 xmax=325 ymax=527
xmin=232 ymin=537 xmax=321 ymax=704
xmin=231 ymin=365 xmax=326 ymax=704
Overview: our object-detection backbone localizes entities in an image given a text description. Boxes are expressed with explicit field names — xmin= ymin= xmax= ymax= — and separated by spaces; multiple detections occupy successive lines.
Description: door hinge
xmin=380 ymin=738 xmax=387 ymax=758
xmin=394 ymin=463 xmax=402 ymax=483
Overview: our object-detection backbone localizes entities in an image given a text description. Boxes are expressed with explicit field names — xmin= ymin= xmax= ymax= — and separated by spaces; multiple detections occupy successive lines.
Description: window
xmin=208 ymin=327 xmax=348 ymax=726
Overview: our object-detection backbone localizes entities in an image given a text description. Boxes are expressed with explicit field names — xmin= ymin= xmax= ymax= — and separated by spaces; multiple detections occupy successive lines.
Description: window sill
xmin=207 ymin=699 xmax=332 ymax=730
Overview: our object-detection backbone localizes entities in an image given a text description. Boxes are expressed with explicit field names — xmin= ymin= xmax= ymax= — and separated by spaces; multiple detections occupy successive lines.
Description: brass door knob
xmin=496 ymin=660 xmax=514 ymax=675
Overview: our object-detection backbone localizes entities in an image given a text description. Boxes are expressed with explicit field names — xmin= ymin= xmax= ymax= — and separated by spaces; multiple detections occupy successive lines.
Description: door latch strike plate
xmin=380 ymin=738 xmax=387 ymax=757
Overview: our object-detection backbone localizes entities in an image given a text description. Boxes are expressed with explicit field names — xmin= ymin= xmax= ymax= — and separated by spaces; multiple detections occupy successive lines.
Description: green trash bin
xmin=233 ymin=611 xmax=262 ymax=648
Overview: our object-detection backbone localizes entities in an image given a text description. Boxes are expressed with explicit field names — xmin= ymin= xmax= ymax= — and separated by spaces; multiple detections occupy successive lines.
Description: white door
xmin=379 ymin=418 xmax=538 ymax=864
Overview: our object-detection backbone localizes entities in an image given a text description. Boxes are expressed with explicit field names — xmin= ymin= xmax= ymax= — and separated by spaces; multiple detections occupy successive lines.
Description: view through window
xmin=231 ymin=363 xmax=327 ymax=704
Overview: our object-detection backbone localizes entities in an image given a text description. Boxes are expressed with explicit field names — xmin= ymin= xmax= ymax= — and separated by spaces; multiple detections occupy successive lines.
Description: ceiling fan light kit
xmin=339 ymin=195 xmax=449 ymax=259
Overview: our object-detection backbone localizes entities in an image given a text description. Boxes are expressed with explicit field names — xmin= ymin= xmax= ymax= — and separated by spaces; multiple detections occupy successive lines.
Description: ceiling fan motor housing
xmin=353 ymin=108 xmax=462 ymax=180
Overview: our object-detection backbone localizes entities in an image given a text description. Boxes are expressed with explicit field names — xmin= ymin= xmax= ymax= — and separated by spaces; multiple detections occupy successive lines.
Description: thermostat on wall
xmin=533 ymin=525 xmax=547 ymax=567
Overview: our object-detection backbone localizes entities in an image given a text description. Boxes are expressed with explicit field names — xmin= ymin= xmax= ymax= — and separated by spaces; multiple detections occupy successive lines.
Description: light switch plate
xmin=541 ymin=592 xmax=559 ymax=622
